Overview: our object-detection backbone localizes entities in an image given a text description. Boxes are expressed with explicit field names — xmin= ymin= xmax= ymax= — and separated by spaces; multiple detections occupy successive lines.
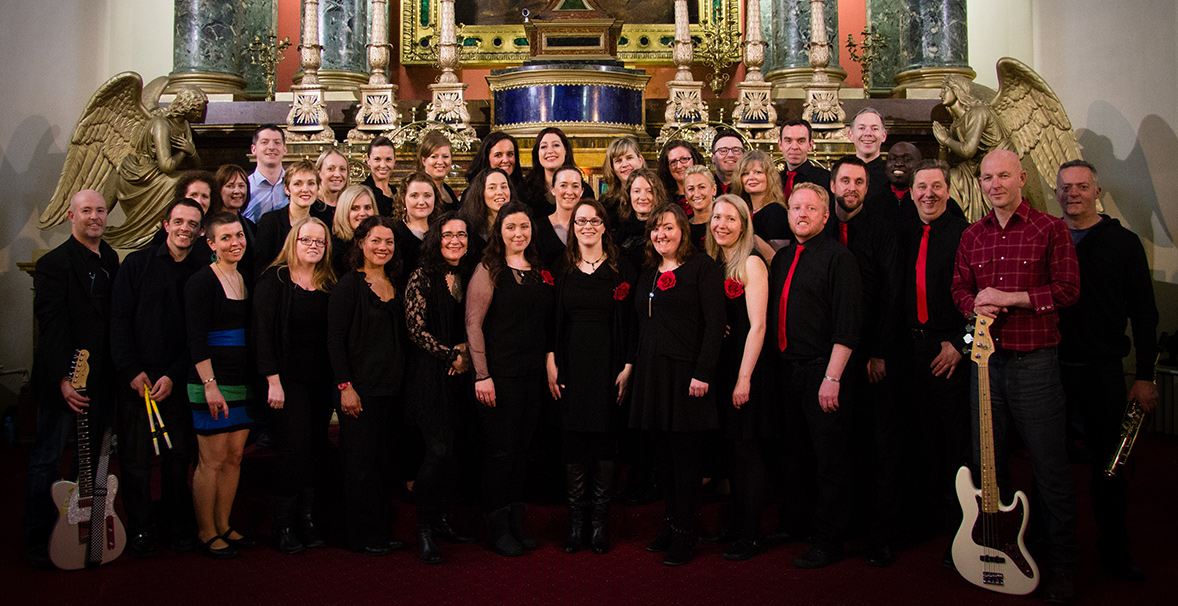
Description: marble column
xmin=764 ymin=0 xmax=845 ymax=89
xmin=240 ymin=0 xmax=277 ymax=99
xmin=865 ymin=0 xmax=902 ymax=95
xmin=894 ymin=0 xmax=975 ymax=90
xmin=314 ymin=0 xmax=370 ymax=90
xmin=170 ymin=0 xmax=246 ymax=95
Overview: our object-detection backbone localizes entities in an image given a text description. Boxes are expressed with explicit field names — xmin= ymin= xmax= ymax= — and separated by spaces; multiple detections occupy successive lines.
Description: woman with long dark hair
xmin=614 ymin=168 xmax=668 ymax=271
xmin=547 ymin=199 xmax=635 ymax=554
xmin=518 ymin=127 xmax=592 ymax=215
xmin=629 ymin=203 xmax=725 ymax=566
xmin=465 ymin=201 xmax=553 ymax=557
xmin=253 ymin=217 xmax=337 ymax=554
xmin=657 ymin=140 xmax=705 ymax=217
xmin=404 ymin=211 xmax=479 ymax=563
xmin=462 ymin=132 xmax=522 ymax=207
xmin=327 ymin=216 xmax=407 ymax=555
xmin=362 ymin=136 xmax=398 ymax=216
xmin=394 ymin=171 xmax=444 ymax=286
xmin=534 ymin=165 xmax=584 ymax=266
xmin=185 ymin=212 xmax=255 ymax=559
xmin=459 ymin=167 xmax=515 ymax=262
xmin=705 ymin=194 xmax=772 ymax=561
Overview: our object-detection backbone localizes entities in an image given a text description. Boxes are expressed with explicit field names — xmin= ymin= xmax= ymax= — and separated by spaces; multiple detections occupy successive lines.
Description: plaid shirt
xmin=952 ymin=199 xmax=1080 ymax=352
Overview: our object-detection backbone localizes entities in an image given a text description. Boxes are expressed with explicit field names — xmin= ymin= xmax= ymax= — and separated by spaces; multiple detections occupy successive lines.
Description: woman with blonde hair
xmin=330 ymin=184 xmax=378 ymax=276
xmin=730 ymin=150 xmax=789 ymax=264
xmin=599 ymin=136 xmax=645 ymax=219
xmin=705 ymin=194 xmax=772 ymax=561
xmin=683 ymin=165 xmax=717 ymax=250
xmin=253 ymin=217 xmax=336 ymax=554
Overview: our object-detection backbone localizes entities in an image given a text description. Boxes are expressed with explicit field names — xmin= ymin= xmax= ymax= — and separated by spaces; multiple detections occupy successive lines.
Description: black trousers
xmin=270 ymin=380 xmax=334 ymax=499
xmin=477 ymin=375 xmax=543 ymax=511
xmin=901 ymin=335 xmax=970 ymax=536
xmin=779 ymin=361 xmax=853 ymax=552
xmin=562 ymin=430 xmax=615 ymax=464
xmin=1061 ymin=360 xmax=1134 ymax=560
xmin=652 ymin=431 xmax=704 ymax=529
xmin=849 ymin=353 xmax=903 ymax=547
xmin=339 ymin=393 xmax=396 ymax=551
xmin=730 ymin=437 xmax=771 ymax=540
xmin=115 ymin=385 xmax=196 ymax=538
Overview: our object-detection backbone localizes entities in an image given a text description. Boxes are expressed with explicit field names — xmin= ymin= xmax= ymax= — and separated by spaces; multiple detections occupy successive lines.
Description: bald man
xmin=849 ymin=108 xmax=891 ymax=214
xmin=23 ymin=189 xmax=121 ymax=568
xmin=951 ymin=149 xmax=1080 ymax=604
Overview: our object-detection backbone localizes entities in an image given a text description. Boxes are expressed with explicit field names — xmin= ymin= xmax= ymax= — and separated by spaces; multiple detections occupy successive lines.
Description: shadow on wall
xmin=0 ymin=114 xmax=72 ymax=372
xmin=1077 ymin=101 xmax=1176 ymax=250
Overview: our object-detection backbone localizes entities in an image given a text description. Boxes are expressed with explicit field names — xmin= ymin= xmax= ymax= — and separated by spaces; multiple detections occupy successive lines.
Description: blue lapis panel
xmin=494 ymin=84 xmax=644 ymax=127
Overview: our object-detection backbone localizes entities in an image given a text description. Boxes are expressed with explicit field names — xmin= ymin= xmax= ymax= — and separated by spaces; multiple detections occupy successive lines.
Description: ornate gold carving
xmin=400 ymin=1 xmax=739 ymax=65
xmin=845 ymin=26 xmax=887 ymax=92
xmin=694 ymin=5 xmax=743 ymax=94
xmin=41 ymin=73 xmax=208 ymax=249
xmin=494 ymin=120 xmax=646 ymax=137
xmin=248 ymin=33 xmax=292 ymax=101
xmin=287 ymin=0 xmax=335 ymax=142
xmin=802 ymin=0 xmax=846 ymax=132
xmin=488 ymin=74 xmax=648 ymax=90
xmin=350 ymin=0 xmax=401 ymax=144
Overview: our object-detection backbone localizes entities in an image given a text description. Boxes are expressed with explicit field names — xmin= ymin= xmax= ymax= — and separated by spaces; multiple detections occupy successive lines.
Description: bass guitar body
xmin=951 ymin=466 xmax=1038 ymax=595
xmin=49 ymin=475 xmax=125 ymax=570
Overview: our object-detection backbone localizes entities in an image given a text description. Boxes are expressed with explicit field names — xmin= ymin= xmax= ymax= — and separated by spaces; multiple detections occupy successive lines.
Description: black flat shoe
xmin=128 ymin=531 xmax=158 ymax=559
xmin=221 ymin=528 xmax=257 ymax=549
xmin=198 ymin=536 xmax=240 ymax=560
xmin=866 ymin=544 xmax=897 ymax=568
xmin=793 ymin=547 xmax=842 ymax=569
xmin=722 ymin=539 xmax=765 ymax=561
xmin=363 ymin=545 xmax=392 ymax=556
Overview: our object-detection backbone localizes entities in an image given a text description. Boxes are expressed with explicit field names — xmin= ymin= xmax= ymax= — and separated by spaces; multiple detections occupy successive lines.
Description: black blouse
xmin=327 ymin=270 xmax=405 ymax=396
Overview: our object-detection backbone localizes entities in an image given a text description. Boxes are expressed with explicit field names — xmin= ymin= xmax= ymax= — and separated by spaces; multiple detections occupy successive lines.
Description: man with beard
xmin=778 ymin=120 xmax=832 ymax=203
xmin=849 ymin=108 xmax=891 ymax=213
xmin=769 ymin=183 xmax=860 ymax=569
xmin=1055 ymin=159 xmax=1157 ymax=583
xmin=110 ymin=198 xmax=207 ymax=558
xmin=23 ymin=190 xmax=121 ymax=568
xmin=710 ymin=129 xmax=745 ymax=195
xmin=897 ymin=160 xmax=971 ymax=543
xmin=830 ymin=155 xmax=903 ymax=567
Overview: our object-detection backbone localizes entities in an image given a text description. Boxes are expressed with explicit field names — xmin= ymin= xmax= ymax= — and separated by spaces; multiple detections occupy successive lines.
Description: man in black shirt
xmin=830 ymin=155 xmax=903 ymax=566
xmin=897 ymin=160 xmax=970 ymax=542
xmin=768 ymin=182 xmax=861 ymax=569
xmin=850 ymin=108 xmax=891 ymax=213
xmin=1055 ymin=160 xmax=1158 ymax=582
xmin=23 ymin=190 xmax=121 ymax=568
xmin=711 ymin=128 xmax=744 ymax=195
xmin=110 ymin=198 xmax=206 ymax=557
xmin=876 ymin=142 xmax=921 ymax=229
xmin=778 ymin=120 xmax=831 ymax=201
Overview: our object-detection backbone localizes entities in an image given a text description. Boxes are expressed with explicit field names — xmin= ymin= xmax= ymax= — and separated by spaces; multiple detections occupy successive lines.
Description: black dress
xmin=393 ymin=221 xmax=425 ymax=288
xmin=404 ymin=265 xmax=469 ymax=435
xmin=629 ymin=254 xmax=726 ymax=432
xmin=716 ymin=274 xmax=777 ymax=440
xmin=615 ymin=217 xmax=648 ymax=273
xmin=552 ymin=262 xmax=635 ymax=433
xmin=361 ymin=175 xmax=398 ymax=218
xmin=752 ymin=203 xmax=791 ymax=245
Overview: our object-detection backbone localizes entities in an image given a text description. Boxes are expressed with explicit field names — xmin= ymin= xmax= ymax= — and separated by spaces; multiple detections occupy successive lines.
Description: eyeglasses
xmin=441 ymin=231 xmax=468 ymax=241
xmin=667 ymin=156 xmax=694 ymax=167
xmin=297 ymin=237 xmax=327 ymax=248
xmin=714 ymin=147 xmax=744 ymax=156
xmin=573 ymin=218 xmax=604 ymax=227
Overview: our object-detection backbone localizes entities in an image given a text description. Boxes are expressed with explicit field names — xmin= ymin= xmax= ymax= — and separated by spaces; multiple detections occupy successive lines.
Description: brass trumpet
xmin=1105 ymin=399 xmax=1145 ymax=477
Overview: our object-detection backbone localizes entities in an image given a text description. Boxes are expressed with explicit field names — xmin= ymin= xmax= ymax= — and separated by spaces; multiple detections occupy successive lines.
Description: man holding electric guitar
xmin=23 ymin=189 xmax=121 ymax=569
xmin=951 ymin=150 xmax=1081 ymax=604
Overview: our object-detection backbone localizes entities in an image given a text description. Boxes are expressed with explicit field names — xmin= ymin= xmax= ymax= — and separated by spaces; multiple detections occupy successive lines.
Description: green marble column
xmin=866 ymin=0 xmax=903 ymax=95
xmin=764 ymin=0 xmax=845 ymax=89
xmin=170 ymin=0 xmax=246 ymax=95
xmin=240 ymin=0 xmax=277 ymax=99
xmin=895 ymin=0 xmax=975 ymax=90
xmin=299 ymin=0 xmax=369 ymax=90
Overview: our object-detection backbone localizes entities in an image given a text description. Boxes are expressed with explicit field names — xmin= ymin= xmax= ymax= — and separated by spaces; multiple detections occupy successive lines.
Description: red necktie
xmin=838 ymin=222 xmax=848 ymax=247
xmin=777 ymin=244 xmax=805 ymax=351
xmin=916 ymin=224 xmax=930 ymax=324
xmin=784 ymin=171 xmax=797 ymax=201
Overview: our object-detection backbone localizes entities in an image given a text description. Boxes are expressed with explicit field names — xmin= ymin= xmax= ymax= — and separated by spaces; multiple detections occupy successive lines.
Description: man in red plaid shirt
xmin=951 ymin=149 xmax=1080 ymax=605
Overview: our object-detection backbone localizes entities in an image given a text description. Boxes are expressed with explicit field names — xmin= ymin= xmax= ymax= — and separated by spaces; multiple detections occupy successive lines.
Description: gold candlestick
xmin=248 ymin=33 xmax=292 ymax=102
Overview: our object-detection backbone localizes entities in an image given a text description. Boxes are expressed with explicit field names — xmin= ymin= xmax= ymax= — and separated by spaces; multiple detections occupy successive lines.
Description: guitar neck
xmin=75 ymin=389 xmax=92 ymax=502
xmin=976 ymin=359 xmax=1002 ymax=513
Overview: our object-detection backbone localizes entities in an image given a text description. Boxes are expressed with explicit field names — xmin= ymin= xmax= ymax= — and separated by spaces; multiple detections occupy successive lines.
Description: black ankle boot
xmin=509 ymin=502 xmax=538 ymax=551
xmin=298 ymin=489 xmax=325 ymax=548
xmin=589 ymin=461 xmax=615 ymax=554
xmin=646 ymin=517 xmax=674 ymax=553
xmin=417 ymin=525 xmax=443 ymax=564
xmin=272 ymin=496 xmax=305 ymax=554
xmin=564 ymin=464 xmax=587 ymax=553
xmin=663 ymin=524 xmax=695 ymax=566
xmin=486 ymin=506 xmax=523 ymax=557
xmin=432 ymin=515 xmax=476 ymax=544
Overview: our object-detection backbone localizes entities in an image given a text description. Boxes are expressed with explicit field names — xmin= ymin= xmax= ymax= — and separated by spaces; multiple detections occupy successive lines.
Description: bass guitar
xmin=49 ymin=349 xmax=125 ymax=569
xmin=951 ymin=315 xmax=1039 ymax=595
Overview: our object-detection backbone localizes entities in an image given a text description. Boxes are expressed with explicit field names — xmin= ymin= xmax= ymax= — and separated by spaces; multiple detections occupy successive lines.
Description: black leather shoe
xmin=274 ymin=527 xmax=306 ymax=555
xmin=662 ymin=526 xmax=695 ymax=566
xmin=26 ymin=545 xmax=52 ymax=569
xmin=417 ymin=526 xmax=443 ymax=564
xmin=764 ymin=529 xmax=806 ymax=546
xmin=432 ymin=516 xmax=477 ymax=544
xmin=363 ymin=545 xmax=392 ymax=556
xmin=1101 ymin=556 xmax=1146 ymax=582
xmin=128 ymin=531 xmax=158 ymax=558
xmin=646 ymin=518 xmax=674 ymax=553
xmin=299 ymin=519 xmax=326 ymax=549
xmin=197 ymin=536 xmax=240 ymax=560
xmin=793 ymin=546 xmax=842 ymax=569
xmin=1040 ymin=569 xmax=1077 ymax=605
xmin=866 ymin=544 xmax=897 ymax=568
xmin=387 ymin=538 xmax=406 ymax=551
xmin=722 ymin=539 xmax=765 ymax=561
xmin=699 ymin=529 xmax=737 ymax=545
xmin=509 ymin=502 xmax=538 ymax=551
xmin=486 ymin=506 xmax=524 ymax=557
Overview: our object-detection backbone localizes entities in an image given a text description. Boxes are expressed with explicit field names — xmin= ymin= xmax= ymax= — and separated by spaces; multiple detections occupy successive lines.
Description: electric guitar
xmin=49 ymin=349 xmax=125 ymax=570
xmin=951 ymin=315 xmax=1039 ymax=595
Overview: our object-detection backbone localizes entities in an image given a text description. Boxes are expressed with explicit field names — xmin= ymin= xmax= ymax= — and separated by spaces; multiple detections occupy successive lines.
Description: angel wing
xmin=991 ymin=57 xmax=1083 ymax=192
xmin=40 ymin=72 xmax=150 ymax=228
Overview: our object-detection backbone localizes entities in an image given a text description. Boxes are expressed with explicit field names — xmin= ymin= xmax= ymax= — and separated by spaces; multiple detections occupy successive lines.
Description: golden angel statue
xmin=40 ymin=72 xmax=208 ymax=249
xmin=933 ymin=57 xmax=1082 ymax=222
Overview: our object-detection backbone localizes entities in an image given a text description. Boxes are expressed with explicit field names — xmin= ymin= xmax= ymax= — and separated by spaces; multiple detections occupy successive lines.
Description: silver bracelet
xmin=203 ymin=376 xmax=216 ymax=385
xmin=823 ymin=375 xmax=840 ymax=383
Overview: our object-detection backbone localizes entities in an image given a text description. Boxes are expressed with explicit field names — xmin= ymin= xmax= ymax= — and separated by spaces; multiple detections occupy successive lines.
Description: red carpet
xmin=3 ymin=434 xmax=1176 ymax=606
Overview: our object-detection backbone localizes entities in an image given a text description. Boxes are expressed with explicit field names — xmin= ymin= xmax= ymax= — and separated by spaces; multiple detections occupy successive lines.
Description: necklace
xmin=213 ymin=263 xmax=243 ymax=299
xmin=581 ymin=253 xmax=605 ymax=271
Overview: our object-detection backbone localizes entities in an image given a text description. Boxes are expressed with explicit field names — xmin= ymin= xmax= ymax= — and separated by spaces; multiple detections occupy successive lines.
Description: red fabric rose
xmin=724 ymin=278 xmax=745 ymax=299
xmin=614 ymin=282 xmax=630 ymax=301
xmin=656 ymin=271 xmax=676 ymax=291
xmin=541 ymin=270 xmax=554 ymax=286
